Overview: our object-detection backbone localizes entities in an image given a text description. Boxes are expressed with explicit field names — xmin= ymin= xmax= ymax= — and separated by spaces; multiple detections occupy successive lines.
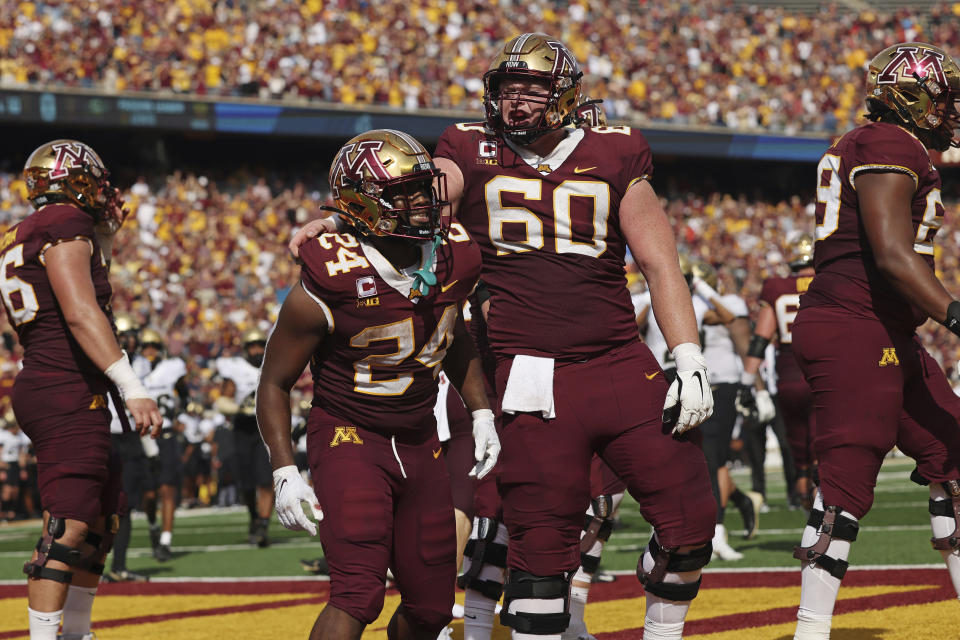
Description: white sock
xmin=794 ymin=608 xmax=832 ymax=640
xmin=795 ymin=493 xmax=856 ymax=637
xmin=641 ymin=539 xmax=698 ymax=640
xmin=160 ymin=530 xmax=172 ymax=546
xmin=27 ymin=607 xmax=61 ymax=640
xmin=930 ymin=484 xmax=960 ymax=599
xmin=509 ymin=596 xmax=564 ymax=640
xmin=563 ymin=583 xmax=590 ymax=639
xmin=60 ymin=585 xmax=96 ymax=637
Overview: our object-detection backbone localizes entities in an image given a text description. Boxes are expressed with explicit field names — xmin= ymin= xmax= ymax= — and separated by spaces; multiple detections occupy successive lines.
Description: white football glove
xmin=468 ymin=409 xmax=500 ymax=480
xmin=755 ymin=389 xmax=776 ymax=424
xmin=662 ymin=343 xmax=714 ymax=435
xmin=272 ymin=465 xmax=323 ymax=536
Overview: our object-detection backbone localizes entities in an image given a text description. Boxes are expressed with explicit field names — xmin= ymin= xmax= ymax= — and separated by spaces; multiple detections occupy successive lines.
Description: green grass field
xmin=0 ymin=456 xmax=939 ymax=582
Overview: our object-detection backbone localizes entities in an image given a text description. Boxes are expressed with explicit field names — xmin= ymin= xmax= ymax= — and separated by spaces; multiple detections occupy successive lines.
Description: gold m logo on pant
xmin=878 ymin=348 xmax=900 ymax=367
xmin=330 ymin=426 xmax=364 ymax=447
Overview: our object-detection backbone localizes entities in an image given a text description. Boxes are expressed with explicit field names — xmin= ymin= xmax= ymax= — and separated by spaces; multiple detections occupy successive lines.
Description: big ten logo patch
xmin=878 ymin=348 xmax=900 ymax=367
xmin=330 ymin=426 xmax=364 ymax=447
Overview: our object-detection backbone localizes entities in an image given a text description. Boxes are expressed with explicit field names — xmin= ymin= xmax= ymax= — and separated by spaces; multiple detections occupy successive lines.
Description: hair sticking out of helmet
xmin=327 ymin=129 xmax=449 ymax=241
xmin=23 ymin=139 xmax=111 ymax=216
xmin=483 ymin=33 xmax=583 ymax=145
xmin=865 ymin=42 xmax=960 ymax=151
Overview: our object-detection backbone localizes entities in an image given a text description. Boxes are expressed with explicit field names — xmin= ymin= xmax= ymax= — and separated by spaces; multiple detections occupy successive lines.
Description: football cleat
xmin=300 ymin=557 xmax=329 ymax=575
xmin=155 ymin=544 xmax=171 ymax=562
xmin=102 ymin=569 xmax=149 ymax=583
xmin=865 ymin=42 xmax=960 ymax=150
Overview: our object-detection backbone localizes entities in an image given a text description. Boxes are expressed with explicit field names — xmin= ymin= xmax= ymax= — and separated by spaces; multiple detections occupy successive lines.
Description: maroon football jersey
xmin=802 ymin=122 xmax=943 ymax=331
xmin=0 ymin=204 xmax=112 ymax=401
xmin=759 ymin=275 xmax=812 ymax=382
xmin=299 ymin=227 xmax=481 ymax=435
xmin=434 ymin=123 xmax=650 ymax=359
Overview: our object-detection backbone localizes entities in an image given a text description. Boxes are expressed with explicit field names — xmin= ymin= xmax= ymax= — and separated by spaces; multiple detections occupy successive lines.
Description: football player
xmin=790 ymin=43 xmax=960 ymax=639
xmin=216 ymin=329 xmax=273 ymax=547
xmin=103 ymin=314 xmax=160 ymax=582
xmin=258 ymin=129 xmax=498 ymax=640
xmin=137 ymin=328 xmax=188 ymax=562
xmin=292 ymin=35 xmax=716 ymax=640
xmin=740 ymin=234 xmax=816 ymax=510
xmin=1 ymin=140 xmax=161 ymax=640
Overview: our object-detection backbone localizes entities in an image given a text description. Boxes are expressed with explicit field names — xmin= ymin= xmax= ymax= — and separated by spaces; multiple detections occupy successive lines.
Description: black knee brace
xmin=499 ymin=571 xmax=570 ymax=635
xmin=793 ymin=505 xmax=859 ymax=579
xmin=23 ymin=516 xmax=111 ymax=582
xmin=636 ymin=536 xmax=711 ymax=601
xmin=457 ymin=517 xmax=507 ymax=600
xmin=580 ymin=494 xmax=615 ymax=574
xmin=930 ymin=479 xmax=960 ymax=552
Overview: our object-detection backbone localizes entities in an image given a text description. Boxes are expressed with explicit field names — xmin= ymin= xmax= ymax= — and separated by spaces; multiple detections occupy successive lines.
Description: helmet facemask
xmin=484 ymin=68 xmax=581 ymax=145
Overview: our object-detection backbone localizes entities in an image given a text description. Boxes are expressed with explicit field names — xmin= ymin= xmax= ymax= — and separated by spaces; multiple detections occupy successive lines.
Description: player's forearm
xmin=875 ymin=249 xmax=954 ymax=323
xmin=255 ymin=383 xmax=297 ymax=470
xmin=63 ymin=304 xmax=124 ymax=371
xmin=450 ymin=357 xmax=491 ymax=414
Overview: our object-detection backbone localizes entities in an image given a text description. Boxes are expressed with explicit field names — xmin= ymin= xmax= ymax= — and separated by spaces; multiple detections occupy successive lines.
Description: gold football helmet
xmin=328 ymin=129 xmax=448 ymax=240
xmin=483 ymin=33 xmax=583 ymax=144
xmin=241 ymin=329 xmax=267 ymax=346
xmin=575 ymin=96 xmax=607 ymax=127
xmin=692 ymin=261 xmax=719 ymax=291
xmin=866 ymin=42 xmax=960 ymax=151
xmin=23 ymin=139 xmax=111 ymax=214
xmin=789 ymin=233 xmax=815 ymax=271
xmin=114 ymin=312 xmax=139 ymax=335
xmin=140 ymin=328 xmax=164 ymax=349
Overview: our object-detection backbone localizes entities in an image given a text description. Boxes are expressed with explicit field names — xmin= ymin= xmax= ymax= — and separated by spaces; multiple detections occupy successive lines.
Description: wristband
xmin=746 ymin=334 xmax=770 ymax=359
xmin=740 ymin=371 xmax=757 ymax=387
xmin=671 ymin=342 xmax=706 ymax=372
xmin=693 ymin=278 xmax=719 ymax=302
xmin=944 ymin=301 xmax=960 ymax=338
xmin=104 ymin=354 xmax=150 ymax=400
xmin=471 ymin=409 xmax=495 ymax=422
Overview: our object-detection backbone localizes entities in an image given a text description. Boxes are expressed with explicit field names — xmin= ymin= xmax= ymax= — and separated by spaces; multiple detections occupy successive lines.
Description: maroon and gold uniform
xmin=759 ymin=275 xmax=815 ymax=468
xmin=434 ymin=123 xmax=714 ymax=575
xmin=0 ymin=203 xmax=121 ymax=525
xmin=298 ymin=228 xmax=480 ymax=626
xmin=795 ymin=121 xmax=960 ymax=518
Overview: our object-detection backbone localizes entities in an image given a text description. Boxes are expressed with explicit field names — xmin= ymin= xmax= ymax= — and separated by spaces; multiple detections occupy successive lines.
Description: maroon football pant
xmin=777 ymin=376 xmax=816 ymax=469
xmin=307 ymin=408 xmax=456 ymax=631
xmin=794 ymin=307 xmax=960 ymax=519
xmin=12 ymin=383 xmax=123 ymax=526
xmin=496 ymin=341 xmax=715 ymax=576
xmin=443 ymin=385 xmax=476 ymax=519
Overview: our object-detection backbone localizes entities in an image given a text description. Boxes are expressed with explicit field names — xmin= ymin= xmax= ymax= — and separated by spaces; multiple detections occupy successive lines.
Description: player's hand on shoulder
xmin=468 ymin=409 xmax=500 ymax=480
xmin=127 ymin=397 xmax=163 ymax=438
xmin=288 ymin=216 xmax=339 ymax=259
xmin=273 ymin=465 xmax=323 ymax=536
xmin=662 ymin=343 xmax=713 ymax=434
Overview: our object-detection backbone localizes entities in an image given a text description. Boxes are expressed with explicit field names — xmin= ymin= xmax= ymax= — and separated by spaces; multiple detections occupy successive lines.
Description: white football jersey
xmin=0 ymin=428 xmax=30 ymax=463
xmin=702 ymin=293 xmax=749 ymax=385
xmin=635 ymin=291 xmax=709 ymax=368
xmin=216 ymin=357 xmax=260 ymax=404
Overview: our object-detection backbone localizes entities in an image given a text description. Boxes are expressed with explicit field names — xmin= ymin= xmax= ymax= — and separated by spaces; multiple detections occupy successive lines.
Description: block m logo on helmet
xmin=329 ymin=140 xmax=392 ymax=199
xmin=878 ymin=46 xmax=948 ymax=88
xmin=546 ymin=40 xmax=578 ymax=78
xmin=48 ymin=141 xmax=103 ymax=180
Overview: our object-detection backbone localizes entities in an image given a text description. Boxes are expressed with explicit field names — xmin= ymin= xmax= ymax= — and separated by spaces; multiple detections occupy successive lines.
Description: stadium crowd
xmin=2 ymin=0 xmax=960 ymax=135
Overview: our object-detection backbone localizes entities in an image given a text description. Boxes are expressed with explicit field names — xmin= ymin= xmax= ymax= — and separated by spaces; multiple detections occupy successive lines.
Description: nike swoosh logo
xmin=440 ymin=280 xmax=459 ymax=293
xmin=573 ymin=166 xmax=596 ymax=174
xmin=433 ymin=447 xmax=443 ymax=459
xmin=692 ymin=370 xmax=704 ymax=394
xmin=645 ymin=371 xmax=661 ymax=380
xmin=464 ymin=614 xmax=477 ymax=619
